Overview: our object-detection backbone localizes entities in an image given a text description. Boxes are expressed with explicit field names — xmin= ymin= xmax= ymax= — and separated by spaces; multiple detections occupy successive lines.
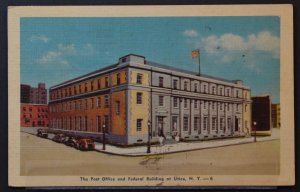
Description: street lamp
xmin=102 ymin=123 xmax=106 ymax=150
xmin=147 ymin=120 xmax=151 ymax=153
xmin=253 ymin=121 xmax=257 ymax=142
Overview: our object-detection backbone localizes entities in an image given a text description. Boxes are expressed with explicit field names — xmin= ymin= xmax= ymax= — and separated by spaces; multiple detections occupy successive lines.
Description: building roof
xmin=50 ymin=54 xmax=242 ymax=90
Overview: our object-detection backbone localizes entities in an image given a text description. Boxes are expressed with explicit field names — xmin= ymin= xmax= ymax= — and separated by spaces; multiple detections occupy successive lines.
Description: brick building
xmin=49 ymin=54 xmax=252 ymax=145
xmin=21 ymin=103 xmax=49 ymax=127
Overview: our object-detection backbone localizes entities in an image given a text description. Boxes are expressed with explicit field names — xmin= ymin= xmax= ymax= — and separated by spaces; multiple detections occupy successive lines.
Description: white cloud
xmin=30 ymin=35 xmax=49 ymax=43
xmin=199 ymin=31 xmax=279 ymax=65
xmin=82 ymin=43 xmax=98 ymax=55
xmin=183 ymin=30 xmax=199 ymax=38
xmin=37 ymin=44 xmax=77 ymax=66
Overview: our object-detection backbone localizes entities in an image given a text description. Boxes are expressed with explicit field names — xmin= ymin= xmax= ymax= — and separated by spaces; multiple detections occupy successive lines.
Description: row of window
xmin=173 ymin=116 xmax=235 ymax=132
xmin=22 ymin=114 xmax=48 ymax=119
xmin=172 ymin=97 xmax=245 ymax=112
xmin=50 ymin=72 xmax=127 ymax=100
xmin=22 ymin=107 xmax=48 ymax=112
xmin=50 ymin=97 xmax=121 ymax=115
xmin=50 ymin=115 xmax=110 ymax=132
xmin=157 ymin=76 xmax=244 ymax=98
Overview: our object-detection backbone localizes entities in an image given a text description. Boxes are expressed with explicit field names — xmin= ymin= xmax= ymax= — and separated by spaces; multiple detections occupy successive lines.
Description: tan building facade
xmin=49 ymin=54 xmax=252 ymax=145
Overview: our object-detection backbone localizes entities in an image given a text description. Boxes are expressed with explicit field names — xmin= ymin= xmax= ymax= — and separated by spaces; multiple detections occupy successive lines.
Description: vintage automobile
xmin=37 ymin=128 xmax=48 ymax=138
xmin=76 ymin=138 xmax=95 ymax=151
xmin=52 ymin=134 xmax=66 ymax=143
xmin=65 ymin=136 xmax=79 ymax=148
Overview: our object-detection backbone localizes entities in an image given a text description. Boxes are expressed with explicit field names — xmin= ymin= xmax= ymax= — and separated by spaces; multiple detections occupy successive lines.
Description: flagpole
xmin=198 ymin=49 xmax=201 ymax=76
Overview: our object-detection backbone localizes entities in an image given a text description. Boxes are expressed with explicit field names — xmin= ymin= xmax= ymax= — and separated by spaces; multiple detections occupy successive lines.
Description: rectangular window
xmin=194 ymin=100 xmax=198 ymax=109
xmin=115 ymin=101 xmax=120 ymax=115
xmin=69 ymin=88 xmax=72 ymax=96
xmin=194 ymin=84 xmax=198 ymax=92
xmin=97 ymin=97 xmax=101 ymax=108
xmin=74 ymin=101 xmax=77 ymax=110
xmin=227 ymin=103 xmax=230 ymax=111
xmin=137 ymin=92 xmax=142 ymax=104
xmin=137 ymin=73 xmax=143 ymax=84
xmin=91 ymin=81 xmax=94 ymax=91
xmin=90 ymin=98 xmax=94 ymax=109
xmin=212 ymin=102 xmax=215 ymax=110
xmin=194 ymin=117 xmax=199 ymax=131
xmin=203 ymin=117 xmax=208 ymax=130
xmin=97 ymin=79 xmax=101 ymax=89
xmin=183 ymin=117 xmax=189 ymax=131
xmin=85 ymin=99 xmax=88 ymax=109
xmin=117 ymin=73 xmax=121 ymax=85
xmin=97 ymin=116 xmax=101 ymax=132
xmin=245 ymin=104 xmax=247 ymax=112
xmin=184 ymin=81 xmax=188 ymax=91
xmin=220 ymin=103 xmax=223 ymax=110
xmin=227 ymin=89 xmax=230 ymax=97
xmin=104 ymin=95 xmax=109 ymax=108
xmin=74 ymin=86 xmax=77 ymax=95
xmin=212 ymin=86 xmax=216 ymax=94
xmin=84 ymin=116 xmax=88 ymax=131
xmin=159 ymin=96 xmax=164 ymax=106
xmin=220 ymin=117 xmax=224 ymax=130
xmin=212 ymin=117 xmax=217 ymax=130
xmin=184 ymin=99 xmax=188 ymax=108
xmin=173 ymin=97 xmax=178 ymax=108
xmin=227 ymin=118 xmax=231 ymax=130
xmin=203 ymin=84 xmax=207 ymax=93
xmin=79 ymin=100 xmax=82 ymax=110
xmin=219 ymin=87 xmax=223 ymax=95
xmin=236 ymin=104 xmax=239 ymax=111
xmin=159 ymin=77 xmax=164 ymax=87
xmin=85 ymin=83 xmax=88 ymax=92
xmin=137 ymin=119 xmax=142 ymax=131
xmin=236 ymin=90 xmax=239 ymax=98
xmin=79 ymin=85 xmax=82 ymax=94
xmin=105 ymin=77 xmax=109 ymax=88
xmin=173 ymin=79 xmax=178 ymax=89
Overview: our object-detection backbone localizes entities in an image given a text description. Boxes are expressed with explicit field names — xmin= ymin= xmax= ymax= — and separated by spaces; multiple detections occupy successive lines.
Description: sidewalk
xmin=21 ymin=127 xmax=280 ymax=156
xmin=94 ymin=128 xmax=280 ymax=156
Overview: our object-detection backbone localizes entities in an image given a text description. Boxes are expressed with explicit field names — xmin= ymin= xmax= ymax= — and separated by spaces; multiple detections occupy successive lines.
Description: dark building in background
xmin=20 ymin=84 xmax=31 ymax=103
xmin=21 ymin=83 xmax=47 ymax=104
xmin=251 ymin=95 xmax=272 ymax=135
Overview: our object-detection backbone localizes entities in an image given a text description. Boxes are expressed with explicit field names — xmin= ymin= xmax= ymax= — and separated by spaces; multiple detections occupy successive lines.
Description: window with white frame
xmin=159 ymin=96 xmax=164 ymax=106
xmin=173 ymin=79 xmax=178 ymax=89
xmin=194 ymin=100 xmax=198 ymax=109
xmin=173 ymin=97 xmax=178 ymax=108
xmin=159 ymin=77 xmax=164 ymax=87
xmin=184 ymin=99 xmax=188 ymax=108
xmin=137 ymin=119 xmax=142 ymax=131
xmin=137 ymin=73 xmax=143 ymax=84
xmin=183 ymin=117 xmax=189 ymax=131
xmin=203 ymin=117 xmax=208 ymax=130
xmin=184 ymin=81 xmax=188 ymax=91
xmin=137 ymin=92 xmax=142 ymax=104
xmin=104 ymin=95 xmax=109 ymax=107
xmin=194 ymin=117 xmax=199 ymax=131
xmin=212 ymin=117 xmax=217 ymax=130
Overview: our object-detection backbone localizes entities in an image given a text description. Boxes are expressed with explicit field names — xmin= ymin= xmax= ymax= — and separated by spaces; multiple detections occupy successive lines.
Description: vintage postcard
xmin=8 ymin=5 xmax=294 ymax=187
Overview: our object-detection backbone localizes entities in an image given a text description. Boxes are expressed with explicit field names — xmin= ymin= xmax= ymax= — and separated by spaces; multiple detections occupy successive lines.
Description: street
xmin=21 ymin=132 xmax=280 ymax=176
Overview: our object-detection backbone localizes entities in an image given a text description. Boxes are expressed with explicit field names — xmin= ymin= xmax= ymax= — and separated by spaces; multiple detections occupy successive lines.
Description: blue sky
xmin=21 ymin=17 xmax=280 ymax=103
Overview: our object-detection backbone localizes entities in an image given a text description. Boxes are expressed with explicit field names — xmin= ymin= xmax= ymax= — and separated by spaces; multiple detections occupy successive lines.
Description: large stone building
xmin=49 ymin=54 xmax=252 ymax=145
xmin=21 ymin=83 xmax=47 ymax=104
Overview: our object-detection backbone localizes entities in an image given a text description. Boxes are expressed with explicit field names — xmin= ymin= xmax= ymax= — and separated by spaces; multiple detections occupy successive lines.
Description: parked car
xmin=37 ymin=128 xmax=48 ymax=138
xmin=76 ymin=138 xmax=95 ymax=151
xmin=52 ymin=134 xmax=65 ymax=143
xmin=65 ymin=136 xmax=79 ymax=148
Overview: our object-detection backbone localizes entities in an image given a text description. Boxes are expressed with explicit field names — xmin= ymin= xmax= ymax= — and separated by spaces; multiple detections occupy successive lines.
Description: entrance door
xmin=157 ymin=116 xmax=164 ymax=137
xmin=235 ymin=117 xmax=239 ymax=132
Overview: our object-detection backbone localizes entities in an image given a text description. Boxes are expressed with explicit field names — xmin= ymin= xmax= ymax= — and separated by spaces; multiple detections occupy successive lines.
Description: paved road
xmin=21 ymin=132 xmax=279 ymax=176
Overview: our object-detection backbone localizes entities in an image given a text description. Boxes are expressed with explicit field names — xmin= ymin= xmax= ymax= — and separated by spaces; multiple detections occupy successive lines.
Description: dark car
xmin=37 ymin=128 xmax=48 ymax=138
xmin=77 ymin=138 xmax=95 ymax=151
xmin=52 ymin=134 xmax=65 ymax=143
xmin=65 ymin=136 xmax=79 ymax=148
